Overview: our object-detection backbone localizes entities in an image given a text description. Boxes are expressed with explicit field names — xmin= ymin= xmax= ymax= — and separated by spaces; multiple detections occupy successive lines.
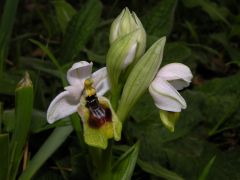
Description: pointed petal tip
xmin=152 ymin=36 xmax=166 ymax=54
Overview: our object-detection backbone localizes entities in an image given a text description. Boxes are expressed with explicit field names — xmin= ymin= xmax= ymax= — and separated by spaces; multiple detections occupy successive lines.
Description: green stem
xmin=0 ymin=102 xmax=3 ymax=133
xmin=70 ymin=113 xmax=85 ymax=148
xmin=89 ymin=142 xmax=113 ymax=180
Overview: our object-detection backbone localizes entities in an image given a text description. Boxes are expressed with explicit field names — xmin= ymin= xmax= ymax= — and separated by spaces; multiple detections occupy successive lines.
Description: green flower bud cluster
xmin=106 ymin=8 xmax=147 ymax=96
xmin=106 ymin=8 xmax=166 ymax=122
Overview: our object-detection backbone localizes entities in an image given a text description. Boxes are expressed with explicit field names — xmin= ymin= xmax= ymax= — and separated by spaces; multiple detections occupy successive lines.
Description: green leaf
xmin=19 ymin=126 xmax=73 ymax=180
xmin=29 ymin=39 xmax=66 ymax=85
xmin=112 ymin=141 xmax=140 ymax=180
xmin=210 ymin=33 xmax=240 ymax=65
xmin=9 ymin=72 xmax=34 ymax=180
xmin=184 ymin=21 xmax=199 ymax=41
xmin=138 ymin=159 xmax=184 ymax=180
xmin=128 ymin=91 xmax=204 ymax=145
xmin=83 ymin=49 xmax=106 ymax=64
xmin=198 ymin=0 xmax=230 ymax=27
xmin=0 ymin=134 xmax=9 ymax=180
xmin=0 ymin=73 xmax=19 ymax=95
xmin=142 ymin=0 xmax=177 ymax=37
xmin=207 ymin=151 xmax=240 ymax=180
xmin=186 ymin=43 xmax=219 ymax=56
xmin=0 ymin=0 xmax=20 ymax=76
xmin=163 ymin=42 xmax=192 ymax=65
xmin=29 ymin=40 xmax=62 ymax=71
xmin=182 ymin=0 xmax=230 ymax=27
xmin=197 ymin=74 xmax=240 ymax=135
xmin=60 ymin=0 xmax=102 ymax=64
xmin=2 ymin=110 xmax=15 ymax=132
xmin=198 ymin=156 xmax=216 ymax=180
xmin=20 ymin=57 xmax=61 ymax=78
xmin=127 ymin=74 xmax=240 ymax=179
xmin=53 ymin=0 xmax=77 ymax=33
xmin=0 ymin=102 xmax=2 ymax=132
xmin=2 ymin=109 xmax=71 ymax=133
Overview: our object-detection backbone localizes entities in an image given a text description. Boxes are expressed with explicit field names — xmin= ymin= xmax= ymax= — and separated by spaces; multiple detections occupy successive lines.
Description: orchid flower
xmin=47 ymin=61 xmax=122 ymax=149
xmin=149 ymin=63 xmax=193 ymax=112
xmin=149 ymin=63 xmax=193 ymax=131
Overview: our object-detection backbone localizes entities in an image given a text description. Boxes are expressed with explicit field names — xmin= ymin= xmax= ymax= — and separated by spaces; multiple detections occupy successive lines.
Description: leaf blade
xmin=112 ymin=141 xmax=140 ymax=180
xmin=60 ymin=0 xmax=102 ymax=63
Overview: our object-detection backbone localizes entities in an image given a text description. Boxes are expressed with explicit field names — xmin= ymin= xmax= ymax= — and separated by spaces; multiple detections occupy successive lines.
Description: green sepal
xmin=159 ymin=110 xmax=180 ymax=132
xmin=107 ymin=29 xmax=142 ymax=94
xmin=117 ymin=37 xmax=166 ymax=122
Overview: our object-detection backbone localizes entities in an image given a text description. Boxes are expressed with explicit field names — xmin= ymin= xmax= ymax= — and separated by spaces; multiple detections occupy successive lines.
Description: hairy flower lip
xmin=78 ymin=96 xmax=122 ymax=149
xmin=87 ymin=103 xmax=112 ymax=129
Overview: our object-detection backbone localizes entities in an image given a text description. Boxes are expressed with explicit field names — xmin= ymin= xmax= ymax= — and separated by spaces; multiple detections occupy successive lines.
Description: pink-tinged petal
xmin=157 ymin=63 xmax=193 ymax=90
xmin=149 ymin=78 xmax=186 ymax=112
xmin=67 ymin=61 xmax=93 ymax=86
xmin=92 ymin=67 xmax=110 ymax=96
xmin=47 ymin=91 xmax=80 ymax=124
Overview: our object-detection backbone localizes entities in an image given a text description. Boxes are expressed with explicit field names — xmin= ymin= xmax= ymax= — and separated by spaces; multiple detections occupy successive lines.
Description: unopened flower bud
xmin=109 ymin=7 xmax=146 ymax=60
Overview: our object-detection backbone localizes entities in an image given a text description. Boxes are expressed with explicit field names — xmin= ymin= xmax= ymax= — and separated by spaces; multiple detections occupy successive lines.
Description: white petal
xmin=92 ymin=67 xmax=110 ymax=96
xmin=157 ymin=63 xmax=193 ymax=90
xmin=67 ymin=61 xmax=93 ymax=86
xmin=47 ymin=91 xmax=80 ymax=124
xmin=64 ymin=84 xmax=84 ymax=101
xmin=149 ymin=78 xmax=186 ymax=112
xmin=122 ymin=42 xmax=137 ymax=69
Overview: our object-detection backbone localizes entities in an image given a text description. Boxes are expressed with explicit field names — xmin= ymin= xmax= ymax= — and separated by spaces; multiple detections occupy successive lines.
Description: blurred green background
xmin=0 ymin=0 xmax=240 ymax=179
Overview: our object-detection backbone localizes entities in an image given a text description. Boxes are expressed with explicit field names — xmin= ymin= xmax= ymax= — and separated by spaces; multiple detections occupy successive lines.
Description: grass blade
xmin=53 ymin=0 xmax=77 ymax=33
xmin=19 ymin=125 xmax=73 ymax=180
xmin=142 ymin=0 xmax=177 ymax=37
xmin=0 ymin=134 xmax=9 ymax=180
xmin=0 ymin=102 xmax=3 ymax=132
xmin=138 ymin=159 xmax=184 ymax=180
xmin=198 ymin=156 xmax=216 ymax=180
xmin=0 ymin=0 xmax=20 ymax=77
xmin=29 ymin=39 xmax=67 ymax=86
xmin=60 ymin=0 xmax=102 ymax=64
xmin=112 ymin=141 xmax=140 ymax=180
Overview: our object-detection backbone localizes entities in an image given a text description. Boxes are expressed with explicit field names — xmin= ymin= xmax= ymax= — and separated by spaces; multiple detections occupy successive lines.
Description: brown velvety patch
xmin=86 ymin=95 xmax=112 ymax=128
